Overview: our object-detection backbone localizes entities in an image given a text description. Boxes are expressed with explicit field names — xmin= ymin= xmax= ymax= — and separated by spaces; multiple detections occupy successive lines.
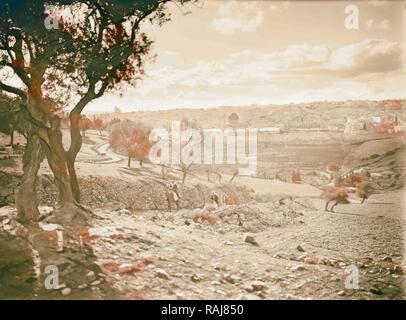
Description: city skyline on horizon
xmin=84 ymin=97 xmax=406 ymax=115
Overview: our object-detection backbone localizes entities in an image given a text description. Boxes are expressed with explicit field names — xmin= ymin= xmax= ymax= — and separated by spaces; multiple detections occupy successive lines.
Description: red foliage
xmin=193 ymin=213 xmax=219 ymax=224
xmin=92 ymin=117 xmax=106 ymax=132
xmin=102 ymin=258 xmax=154 ymax=274
xmin=335 ymin=172 xmax=369 ymax=188
xmin=223 ymin=195 xmax=240 ymax=205
xmin=74 ymin=227 xmax=98 ymax=246
xmin=123 ymin=287 xmax=151 ymax=300
xmin=379 ymin=100 xmax=402 ymax=111
xmin=105 ymin=24 xmax=125 ymax=46
xmin=110 ymin=125 xmax=154 ymax=165
xmin=118 ymin=259 xmax=153 ymax=274
xmin=326 ymin=163 xmax=341 ymax=173
xmin=324 ymin=187 xmax=349 ymax=203
xmin=328 ymin=171 xmax=370 ymax=204
xmin=291 ymin=169 xmax=301 ymax=183
xmin=102 ymin=261 xmax=120 ymax=273
xmin=79 ymin=115 xmax=93 ymax=134
xmin=373 ymin=120 xmax=397 ymax=134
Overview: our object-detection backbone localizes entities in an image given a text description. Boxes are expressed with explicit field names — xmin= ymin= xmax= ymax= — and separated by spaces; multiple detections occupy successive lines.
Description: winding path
xmin=94 ymin=143 xmax=123 ymax=164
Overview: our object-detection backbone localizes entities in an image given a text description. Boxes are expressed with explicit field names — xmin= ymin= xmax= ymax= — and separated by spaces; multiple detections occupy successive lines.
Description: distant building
xmin=228 ymin=113 xmax=239 ymax=127
xmin=344 ymin=117 xmax=367 ymax=135
xmin=259 ymin=127 xmax=281 ymax=134
xmin=379 ymin=100 xmax=402 ymax=111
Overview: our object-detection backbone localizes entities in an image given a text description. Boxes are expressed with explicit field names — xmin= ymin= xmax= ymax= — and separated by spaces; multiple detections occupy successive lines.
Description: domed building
xmin=228 ymin=113 xmax=239 ymax=127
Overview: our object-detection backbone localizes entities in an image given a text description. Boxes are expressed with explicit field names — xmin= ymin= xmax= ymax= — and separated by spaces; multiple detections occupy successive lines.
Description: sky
xmin=83 ymin=0 xmax=405 ymax=113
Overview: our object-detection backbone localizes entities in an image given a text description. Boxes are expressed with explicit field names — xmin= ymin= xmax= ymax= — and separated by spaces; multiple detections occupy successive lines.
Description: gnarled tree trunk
xmin=16 ymin=134 xmax=45 ymax=223
xmin=65 ymin=103 xmax=90 ymax=203
xmin=38 ymin=116 xmax=89 ymax=224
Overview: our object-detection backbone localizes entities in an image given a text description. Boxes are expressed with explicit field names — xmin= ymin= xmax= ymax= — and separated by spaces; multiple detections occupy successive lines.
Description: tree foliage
xmin=109 ymin=120 xmax=154 ymax=167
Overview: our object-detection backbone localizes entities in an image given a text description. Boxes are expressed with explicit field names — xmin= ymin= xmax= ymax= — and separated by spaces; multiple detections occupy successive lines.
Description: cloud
xmin=367 ymin=0 xmax=388 ymax=6
xmin=212 ymin=1 xmax=264 ymax=35
xmin=137 ymin=39 xmax=403 ymax=94
xmin=269 ymin=1 xmax=291 ymax=13
xmin=366 ymin=19 xmax=391 ymax=30
xmin=89 ymin=39 xmax=404 ymax=111
xmin=327 ymin=39 xmax=403 ymax=76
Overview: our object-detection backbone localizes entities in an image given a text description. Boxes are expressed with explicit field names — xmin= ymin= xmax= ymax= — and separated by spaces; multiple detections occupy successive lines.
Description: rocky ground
xmin=86 ymin=193 xmax=405 ymax=300
xmin=2 ymin=189 xmax=403 ymax=300
xmin=1 ymin=130 xmax=405 ymax=300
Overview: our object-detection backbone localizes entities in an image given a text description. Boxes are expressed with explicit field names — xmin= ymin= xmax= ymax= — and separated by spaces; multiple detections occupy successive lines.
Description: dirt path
xmin=237 ymin=176 xmax=322 ymax=197
xmin=88 ymin=191 xmax=404 ymax=300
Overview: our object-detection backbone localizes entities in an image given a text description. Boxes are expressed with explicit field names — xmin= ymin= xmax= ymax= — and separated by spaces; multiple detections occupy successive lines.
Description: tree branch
xmin=0 ymin=81 xmax=27 ymax=100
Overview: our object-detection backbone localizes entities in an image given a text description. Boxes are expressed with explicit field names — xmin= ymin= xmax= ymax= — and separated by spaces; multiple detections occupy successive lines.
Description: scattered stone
xmin=297 ymin=254 xmax=308 ymax=261
xmin=88 ymin=226 xmax=119 ymax=238
xmin=370 ymin=284 xmax=383 ymax=295
xmin=0 ymin=206 xmax=17 ymax=218
xmin=119 ymin=262 xmax=147 ymax=274
xmin=241 ymin=294 xmax=260 ymax=300
xmin=245 ymin=236 xmax=259 ymax=246
xmin=401 ymin=266 xmax=406 ymax=275
xmin=38 ymin=222 xmax=63 ymax=232
xmin=390 ymin=265 xmax=403 ymax=275
xmin=39 ymin=206 xmax=54 ymax=218
xmin=155 ymin=268 xmax=170 ymax=280
xmin=337 ymin=290 xmax=345 ymax=296
xmin=102 ymin=261 xmax=120 ymax=273
xmin=61 ymin=288 xmax=71 ymax=296
xmin=215 ymin=289 xmax=226 ymax=296
xmin=287 ymin=264 xmax=305 ymax=272
xmin=304 ymin=257 xmax=318 ymax=265
xmin=251 ymin=281 xmax=267 ymax=291
xmin=86 ymin=271 xmax=96 ymax=278
xmin=382 ymin=256 xmax=392 ymax=262
xmin=224 ymin=274 xmax=240 ymax=284
xmin=296 ymin=244 xmax=305 ymax=252
xmin=191 ymin=274 xmax=204 ymax=282
xmin=241 ymin=284 xmax=255 ymax=293
xmin=78 ymin=284 xmax=88 ymax=290
xmin=55 ymin=283 xmax=66 ymax=290
xmin=91 ymin=280 xmax=101 ymax=286
xmin=117 ymin=209 xmax=131 ymax=215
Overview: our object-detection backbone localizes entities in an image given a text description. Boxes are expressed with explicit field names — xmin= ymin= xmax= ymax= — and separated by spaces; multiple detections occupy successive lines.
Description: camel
xmin=323 ymin=170 xmax=371 ymax=212
xmin=324 ymin=186 xmax=350 ymax=212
